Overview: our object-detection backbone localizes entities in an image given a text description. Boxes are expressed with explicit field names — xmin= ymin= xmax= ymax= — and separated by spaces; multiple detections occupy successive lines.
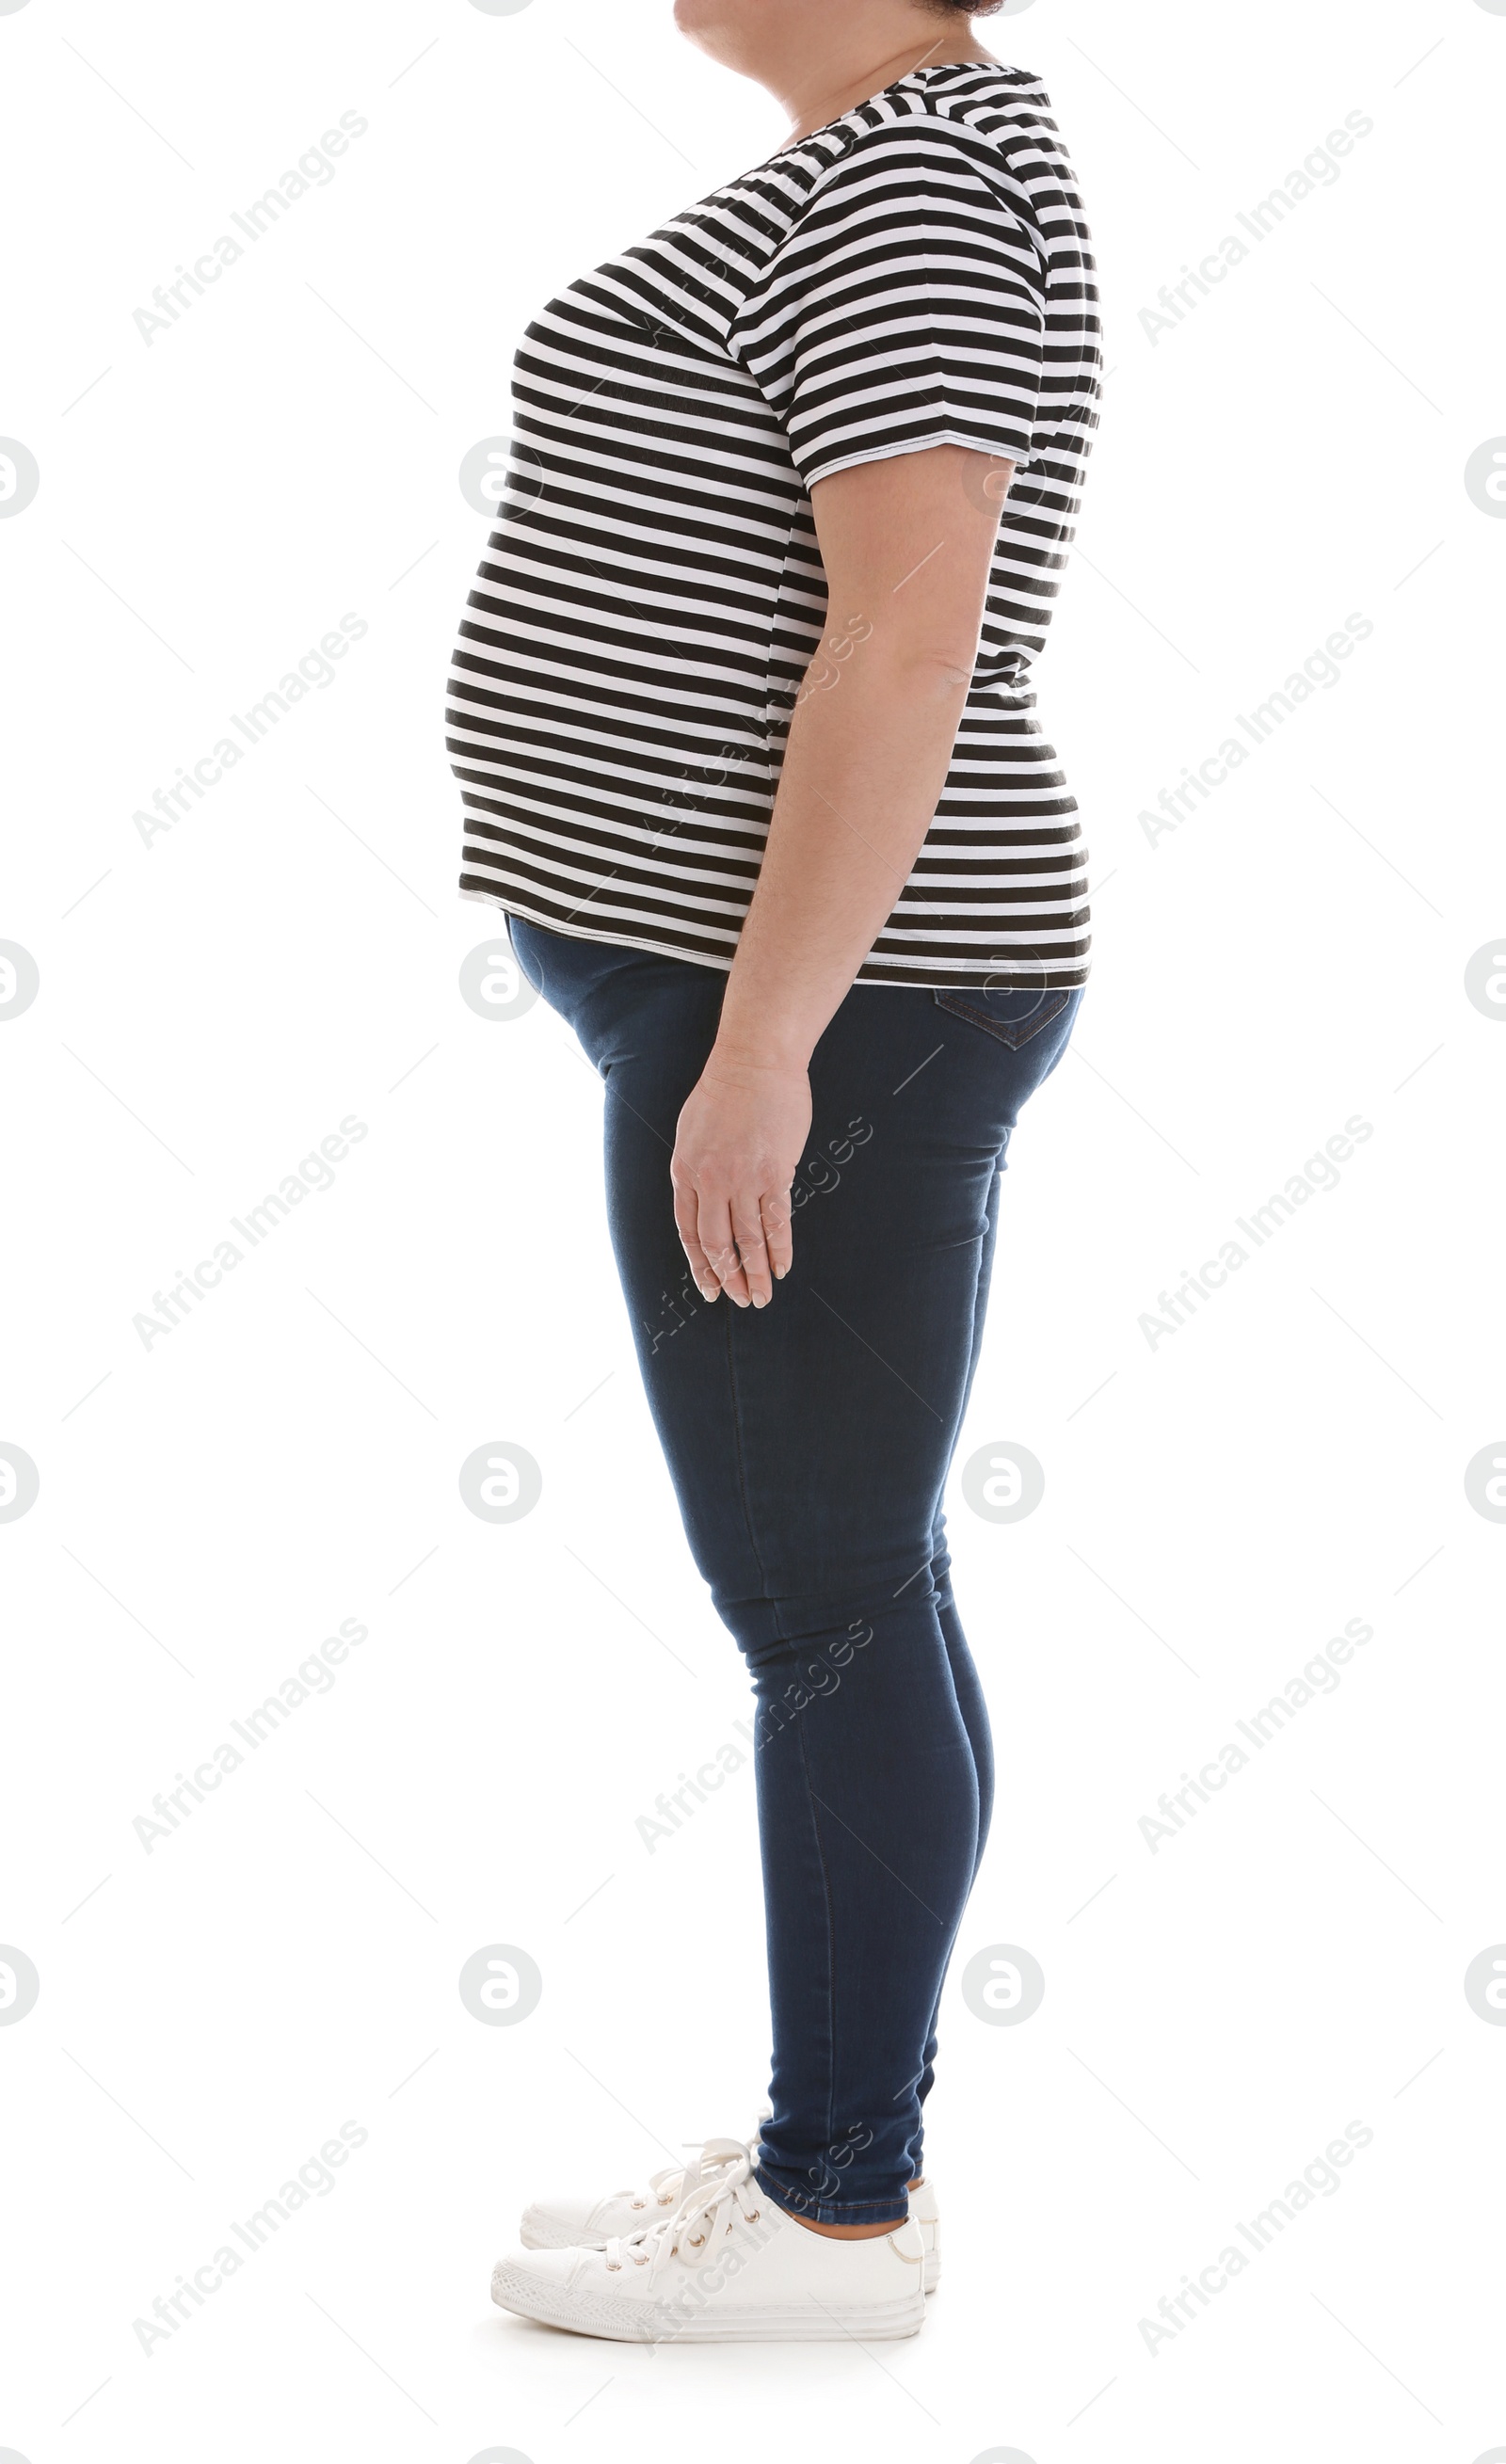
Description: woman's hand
xmin=671 ymin=1048 xmax=812 ymax=1307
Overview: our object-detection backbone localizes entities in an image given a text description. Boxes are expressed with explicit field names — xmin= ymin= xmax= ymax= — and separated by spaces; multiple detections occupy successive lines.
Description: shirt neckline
xmin=770 ymin=56 xmax=1005 ymax=160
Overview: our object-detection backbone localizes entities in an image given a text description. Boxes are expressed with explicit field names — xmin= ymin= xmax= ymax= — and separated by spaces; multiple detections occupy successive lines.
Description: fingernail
xmin=752 ymin=1293 xmax=767 ymax=1309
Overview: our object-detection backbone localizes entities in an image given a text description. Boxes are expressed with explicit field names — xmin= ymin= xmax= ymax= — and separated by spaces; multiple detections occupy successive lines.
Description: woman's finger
xmin=673 ymin=1182 xmax=721 ymax=1302
xmin=698 ymin=1193 xmax=751 ymax=1307
xmin=761 ymin=1186 xmax=794 ymax=1284
xmin=732 ymin=1193 xmax=774 ymax=1307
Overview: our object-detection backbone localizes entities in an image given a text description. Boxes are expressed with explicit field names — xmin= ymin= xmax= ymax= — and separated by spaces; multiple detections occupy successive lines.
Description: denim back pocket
xmin=932 ymin=984 xmax=1072 ymax=1050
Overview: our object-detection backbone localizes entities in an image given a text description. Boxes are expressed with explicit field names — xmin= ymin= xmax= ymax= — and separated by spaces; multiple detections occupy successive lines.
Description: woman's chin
xmin=673 ymin=0 xmax=743 ymax=51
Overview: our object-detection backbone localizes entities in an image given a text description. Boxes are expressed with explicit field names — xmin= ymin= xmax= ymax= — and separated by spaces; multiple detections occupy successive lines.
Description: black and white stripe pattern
xmin=448 ymin=61 xmax=1100 ymax=986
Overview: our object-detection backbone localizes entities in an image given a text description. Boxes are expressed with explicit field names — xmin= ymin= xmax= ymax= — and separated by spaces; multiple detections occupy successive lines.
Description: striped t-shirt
xmin=448 ymin=59 xmax=1100 ymax=987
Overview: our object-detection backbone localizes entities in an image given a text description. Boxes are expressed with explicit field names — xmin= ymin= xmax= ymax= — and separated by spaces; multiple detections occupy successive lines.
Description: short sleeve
xmin=731 ymin=119 xmax=1046 ymax=492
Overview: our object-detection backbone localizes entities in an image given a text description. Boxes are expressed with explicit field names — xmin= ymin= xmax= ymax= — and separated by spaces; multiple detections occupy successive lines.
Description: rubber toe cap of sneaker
xmin=520 ymin=2200 xmax=604 ymax=2248
xmin=493 ymin=2243 xmax=582 ymax=2305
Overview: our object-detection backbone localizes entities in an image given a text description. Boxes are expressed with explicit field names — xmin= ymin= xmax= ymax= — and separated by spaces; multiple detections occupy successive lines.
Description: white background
xmin=2 ymin=0 xmax=1503 ymax=2458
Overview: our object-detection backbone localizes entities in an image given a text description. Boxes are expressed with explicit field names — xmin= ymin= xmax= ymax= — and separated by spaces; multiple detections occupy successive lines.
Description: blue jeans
xmin=509 ymin=917 xmax=1081 ymax=2224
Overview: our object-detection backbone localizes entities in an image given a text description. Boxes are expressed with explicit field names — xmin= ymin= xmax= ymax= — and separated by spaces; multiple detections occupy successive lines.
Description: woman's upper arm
xmin=809 ymin=444 xmax=1013 ymax=674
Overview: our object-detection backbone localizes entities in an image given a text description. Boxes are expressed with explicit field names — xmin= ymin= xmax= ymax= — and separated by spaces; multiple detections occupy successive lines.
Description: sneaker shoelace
xmin=602 ymin=2139 xmax=763 ymax=2287
xmin=612 ymin=2117 xmax=768 ymax=2219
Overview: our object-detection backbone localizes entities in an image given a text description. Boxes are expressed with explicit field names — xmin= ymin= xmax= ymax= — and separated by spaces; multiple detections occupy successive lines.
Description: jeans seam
xmin=723 ymin=1284 xmax=839 ymax=2201
xmin=793 ymin=1697 xmax=841 ymax=2207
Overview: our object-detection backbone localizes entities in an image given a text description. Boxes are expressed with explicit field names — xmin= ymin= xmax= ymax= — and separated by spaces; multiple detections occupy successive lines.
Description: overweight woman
xmin=449 ymin=0 xmax=1099 ymax=2343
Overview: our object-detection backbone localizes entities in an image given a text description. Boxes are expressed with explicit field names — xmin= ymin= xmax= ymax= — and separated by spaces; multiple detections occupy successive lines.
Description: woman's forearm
xmin=713 ymin=638 xmax=975 ymax=1071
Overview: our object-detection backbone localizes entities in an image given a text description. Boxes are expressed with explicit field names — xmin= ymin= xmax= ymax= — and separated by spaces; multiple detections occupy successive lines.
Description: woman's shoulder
xmin=663 ymin=61 xmax=1074 ymax=301
xmin=843 ymin=62 xmax=1068 ymax=169
xmin=731 ymin=65 xmax=1065 ymax=212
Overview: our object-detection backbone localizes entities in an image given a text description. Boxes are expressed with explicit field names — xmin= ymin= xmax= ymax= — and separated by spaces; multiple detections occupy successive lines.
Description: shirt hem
xmin=802 ymin=429 xmax=1035 ymax=491
xmin=460 ymin=886 xmax=1090 ymax=990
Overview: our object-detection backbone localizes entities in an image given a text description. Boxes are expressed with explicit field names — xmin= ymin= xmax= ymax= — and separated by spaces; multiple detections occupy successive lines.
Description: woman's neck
xmin=778 ymin=33 xmax=997 ymax=146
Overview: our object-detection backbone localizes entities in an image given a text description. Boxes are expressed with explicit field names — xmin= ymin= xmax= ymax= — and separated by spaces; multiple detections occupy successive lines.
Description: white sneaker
xmin=521 ymin=2134 xmax=943 ymax=2294
xmin=909 ymin=2176 xmax=941 ymax=2293
xmin=493 ymin=2141 xmax=926 ymax=2344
